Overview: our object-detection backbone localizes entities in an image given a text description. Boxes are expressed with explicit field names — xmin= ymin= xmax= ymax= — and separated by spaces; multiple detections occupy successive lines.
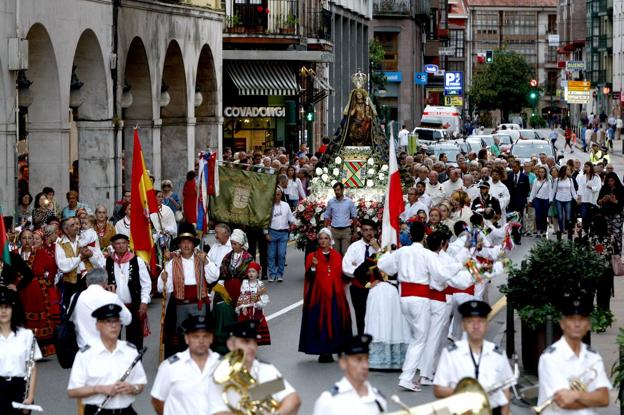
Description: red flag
xmin=381 ymin=126 xmax=404 ymax=248
xmin=130 ymin=129 xmax=158 ymax=266
xmin=0 ymin=213 xmax=10 ymax=265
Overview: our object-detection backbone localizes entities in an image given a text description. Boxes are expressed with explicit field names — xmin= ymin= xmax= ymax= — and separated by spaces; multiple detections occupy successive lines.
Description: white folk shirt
xmin=222 ymin=359 xmax=297 ymax=410
xmin=537 ymin=337 xmax=612 ymax=415
xmin=426 ymin=182 xmax=446 ymax=206
xmin=434 ymin=339 xmax=514 ymax=409
xmin=206 ymin=239 xmax=232 ymax=282
xmin=113 ymin=257 xmax=152 ymax=305
xmin=67 ymin=340 xmax=147 ymax=408
xmin=71 ymin=284 xmax=132 ymax=348
xmin=342 ymin=239 xmax=378 ymax=277
xmin=400 ymin=200 xmax=429 ymax=222
xmin=115 ymin=218 xmax=131 ymax=237
xmin=55 ymin=235 xmax=105 ymax=275
xmin=151 ymin=350 xmax=226 ymax=415
xmin=312 ymin=376 xmax=387 ymax=415
xmin=151 ymin=205 xmax=178 ymax=236
xmin=0 ymin=328 xmax=42 ymax=377
xmin=442 ymin=179 xmax=464 ymax=199
xmin=158 ymin=254 xmax=216 ymax=295
xmin=270 ymin=201 xmax=296 ymax=230
xmin=575 ymin=175 xmax=602 ymax=206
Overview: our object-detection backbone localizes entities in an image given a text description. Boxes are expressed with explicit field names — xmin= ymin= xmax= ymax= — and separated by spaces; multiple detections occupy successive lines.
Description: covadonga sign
xmin=224 ymin=106 xmax=286 ymax=117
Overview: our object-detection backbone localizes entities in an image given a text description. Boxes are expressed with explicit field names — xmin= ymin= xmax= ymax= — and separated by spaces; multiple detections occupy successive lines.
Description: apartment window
xmin=547 ymin=14 xmax=557 ymax=33
xmin=547 ymin=46 xmax=557 ymax=62
xmin=375 ymin=32 xmax=399 ymax=71
xmin=440 ymin=0 xmax=448 ymax=30
xmin=449 ymin=29 xmax=465 ymax=57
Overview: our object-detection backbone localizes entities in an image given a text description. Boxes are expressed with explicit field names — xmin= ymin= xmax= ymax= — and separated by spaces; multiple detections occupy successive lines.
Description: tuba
xmin=388 ymin=378 xmax=492 ymax=415
xmin=213 ymin=349 xmax=280 ymax=415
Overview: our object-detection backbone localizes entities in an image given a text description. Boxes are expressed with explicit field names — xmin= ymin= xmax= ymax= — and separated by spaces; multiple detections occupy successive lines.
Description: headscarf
xmin=230 ymin=229 xmax=249 ymax=250
xmin=247 ymin=262 xmax=261 ymax=274
xmin=318 ymin=227 xmax=334 ymax=245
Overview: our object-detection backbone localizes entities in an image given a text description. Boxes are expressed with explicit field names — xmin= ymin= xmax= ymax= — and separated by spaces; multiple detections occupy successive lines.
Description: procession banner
xmin=209 ymin=166 xmax=277 ymax=228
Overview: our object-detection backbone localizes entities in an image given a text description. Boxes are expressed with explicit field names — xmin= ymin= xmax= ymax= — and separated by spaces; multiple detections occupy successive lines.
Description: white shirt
xmin=0 ymin=328 xmax=42 ymax=377
xmin=426 ymin=182 xmax=446 ymax=206
xmin=55 ymin=235 xmax=105 ymax=275
xmin=617 ymin=118 xmax=623 ymax=129
xmin=270 ymin=201 xmax=296 ymax=230
xmin=466 ymin=185 xmax=480 ymax=203
xmin=576 ymin=174 xmax=601 ymax=205
xmin=115 ymin=218 xmax=131 ymax=237
xmin=313 ymin=376 xmax=387 ymax=415
xmin=71 ymin=284 xmax=132 ymax=348
xmin=284 ymin=178 xmax=306 ymax=201
xmin=400 ymin=200 xmax=429 ymax=222
xmin=151 ymin=205 xmax=178 ymax=236
xmin=68 ymin=340 xmax=147 ymax=408
xmin=398 ymin=128 xmax=410 ymax=147
xmin=158 ymin=254 xmax=216 ymax=294
xmin=112 ymin=257 xmax=152 ymax=304
xmin=434 ymin=339 xmax=515 ymax=408
xmin=490 ymin=181 xmax=510 ymax=211
xmin=550 ymin=178 xmax=577 ymax=203
xmin=530 ymin=179 xmax=551 ymax=200
xmin=151 ymin=350 xmax=226 ymax=415
xmin=418 ymin=192 xmax=433 ymax=209
xmin=206 ymin=239 xmax=232 ymax=282
xmin=342 ymin=239 xmax=378 ymax=277
xmin=442 ymin=179 xmax=464 ymax=199
xmin=538 ymin=337 xmax=612 ymax=415
xmin=78 ymin=228 xmax=101 ymax=252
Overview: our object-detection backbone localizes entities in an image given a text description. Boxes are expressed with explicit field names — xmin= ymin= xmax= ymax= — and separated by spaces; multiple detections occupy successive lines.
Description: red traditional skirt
xmin=19 ymin=278 xmax=61 ymax=356
xmin=238 ymin=308 xmax=271 ymax=346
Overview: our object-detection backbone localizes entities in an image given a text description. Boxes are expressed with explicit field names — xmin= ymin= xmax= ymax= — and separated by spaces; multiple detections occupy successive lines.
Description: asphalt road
xmin=34 ymin=131 xmax=612 ymax=414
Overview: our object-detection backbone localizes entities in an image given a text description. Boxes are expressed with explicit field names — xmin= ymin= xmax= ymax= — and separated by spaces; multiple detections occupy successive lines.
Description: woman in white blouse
xmin=529 ymin=166 xmax=551 ymax=238
xmin=284 ymin=166 xmax=306 ymax=210
xmin=550 ymin=165 xmax=577 ymax=240
xmin=576 ymin=161 xmax=602 ymax=236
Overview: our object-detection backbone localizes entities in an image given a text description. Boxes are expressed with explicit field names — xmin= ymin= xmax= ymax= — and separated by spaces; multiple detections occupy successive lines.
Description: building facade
xmin=0 ymin=0 xmax=223 ymax=215
xmin=369 ymin=0 xmax=429 ymax=128
xmin=615 ymin=0 xmax=624 ymax=115
xmin=585 ymin=0 xmax=613 ymax=115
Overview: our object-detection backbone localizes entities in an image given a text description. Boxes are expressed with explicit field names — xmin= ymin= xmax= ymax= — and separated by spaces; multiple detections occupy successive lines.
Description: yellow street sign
xmin=444 ymin=96 xmax=463 ymax=107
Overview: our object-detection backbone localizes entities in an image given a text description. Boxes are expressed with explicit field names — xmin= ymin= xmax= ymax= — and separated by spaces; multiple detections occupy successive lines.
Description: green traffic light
xmin=306 ymin=112 xmax=314 ymax=122
xmin=529 ymin=91 xmax=537 ymax=100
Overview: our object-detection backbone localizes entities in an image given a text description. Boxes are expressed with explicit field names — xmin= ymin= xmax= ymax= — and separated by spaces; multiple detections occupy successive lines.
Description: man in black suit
xmin=506 ymin=159 xmax=531 ymax=244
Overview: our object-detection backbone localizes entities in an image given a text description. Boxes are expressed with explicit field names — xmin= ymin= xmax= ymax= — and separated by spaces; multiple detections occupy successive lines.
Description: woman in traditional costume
xmin=94 ymin=205 xmax=116 ymax=250
xmin=19 ymin=229 xmax=60 ymax=356
xmin=299 ymin=228 xmax=352 ymax=363
xmin=219 ymin=229 xmax=253 ymax=306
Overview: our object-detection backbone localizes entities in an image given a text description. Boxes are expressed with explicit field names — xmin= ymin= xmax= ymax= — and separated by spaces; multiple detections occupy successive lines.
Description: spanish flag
xmin=130 ymin=129 xmax=158 ymax=266
xmin=0 ymin=212 xmax=10 ymax=266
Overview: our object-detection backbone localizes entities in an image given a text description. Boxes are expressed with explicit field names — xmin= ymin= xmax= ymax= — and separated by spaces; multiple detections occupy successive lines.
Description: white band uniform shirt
xmin=157 ymin=253 xmax=218 ymax=295
xmin=113 ymin=258 xmax=152 ymax=305
xmin=270 ymin=201 xmax=296 ymax=230
xmin=312 ymin=376 xmax=387 ymax=415
xmin=67 ymin=340 xmax=147 ymax=408
xmin=0 ymin=328 xmax=42 ymax=377
xmin=151 ymin=350 xmax=226 ymax=415
xmin=434 ymin=339 xmax=515 ymax=409
xmin=71 ymin=285 xmax=132 ymax=348
xmin=537 ymin=337 xmax=612 ymax=415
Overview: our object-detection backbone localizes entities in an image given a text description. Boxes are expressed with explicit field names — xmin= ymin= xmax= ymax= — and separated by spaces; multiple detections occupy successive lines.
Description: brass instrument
xmin=213 ymin=349 xmax=280 ymax=415
xmin=388 ymin=378 xmax=491 ymax=415
xmin=23 ymin=336 xmax=37 ymax=401
xmin=486 ymin=357 xmax=519 ymax=395
xmin=532 ymin=366 xmax=597 ymax=414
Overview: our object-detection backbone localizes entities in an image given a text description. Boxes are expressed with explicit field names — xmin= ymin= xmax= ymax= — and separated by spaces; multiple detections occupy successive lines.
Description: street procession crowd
xmin=0 ymin=135 xmax=616 ymax=415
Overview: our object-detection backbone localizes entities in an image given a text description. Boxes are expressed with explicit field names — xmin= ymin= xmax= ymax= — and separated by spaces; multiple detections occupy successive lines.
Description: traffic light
xmin=305 ymin=104 xmax=314 ymax=122
xmin=529 ymin=90 xmax=538 ymax=100
xmin=485 ymin=50 xmax=493 ymax=64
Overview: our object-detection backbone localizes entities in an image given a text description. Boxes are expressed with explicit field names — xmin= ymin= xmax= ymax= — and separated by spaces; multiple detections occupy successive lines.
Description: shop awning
xmin=226 ymin=61 xmax=299 ymax=96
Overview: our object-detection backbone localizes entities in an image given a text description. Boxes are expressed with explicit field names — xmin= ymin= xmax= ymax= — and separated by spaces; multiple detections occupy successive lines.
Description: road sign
xmin=444 ymin=96 xmax=463 ymax=107
xmin=567 ymin=80 xmax=591 ymax=91
xmin=564 ymin=88 xmax=591 ymax=104
xmin=414 ymin=72 xmax=428 ymax=85
xmin=424 ymin=64 xmax=438 ymax=74
xmin=384 ymin=72 xmax=402 ymax=82
xmin=444 ymin=71 xmax=463 ymax=96
xmin=566 ymin=61 xmax=585 ymax=71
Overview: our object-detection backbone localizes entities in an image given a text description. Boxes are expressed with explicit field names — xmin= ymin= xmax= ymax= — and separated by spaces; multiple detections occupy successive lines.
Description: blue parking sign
xmin=414 ymin=72 xmax=428 ymax=85
xmin=444 ymin=71 xmax=463 ymax=96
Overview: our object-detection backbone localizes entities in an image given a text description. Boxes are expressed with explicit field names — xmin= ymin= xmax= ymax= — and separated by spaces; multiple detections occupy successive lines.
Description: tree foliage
xmin=469 ymin=50 xmax=533 ymax=121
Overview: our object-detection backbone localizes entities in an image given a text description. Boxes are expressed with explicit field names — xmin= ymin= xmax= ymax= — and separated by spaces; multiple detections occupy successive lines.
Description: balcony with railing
xmin=373 ymin=0 xmax=430 ymax=18
xmin=225 ymin=0 xmax=299 ymax=36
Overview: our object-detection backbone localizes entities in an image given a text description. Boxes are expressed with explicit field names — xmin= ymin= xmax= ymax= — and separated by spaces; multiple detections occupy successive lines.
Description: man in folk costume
xmin=158 ymin=223 xmax=217 ymax=358
xmin=105 ymin=234 xmax=152 ymax=349
xmin=55 ymin=216 xmax=105 ymax=307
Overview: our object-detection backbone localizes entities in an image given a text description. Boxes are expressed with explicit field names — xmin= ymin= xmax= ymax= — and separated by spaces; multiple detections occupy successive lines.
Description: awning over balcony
xmin=226 ymin=61 xmax=299 ymax=96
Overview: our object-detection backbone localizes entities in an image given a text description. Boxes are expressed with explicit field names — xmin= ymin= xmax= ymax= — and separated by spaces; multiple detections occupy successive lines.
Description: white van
xmin=420 ymin=106 xmax=461 ymax=138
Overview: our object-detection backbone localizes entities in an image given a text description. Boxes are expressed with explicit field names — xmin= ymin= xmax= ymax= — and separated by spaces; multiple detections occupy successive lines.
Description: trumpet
xmin=486 ymin=356 xmax=519 ymax=395
xmin=532 ymin=366 xmax=597 ymax=414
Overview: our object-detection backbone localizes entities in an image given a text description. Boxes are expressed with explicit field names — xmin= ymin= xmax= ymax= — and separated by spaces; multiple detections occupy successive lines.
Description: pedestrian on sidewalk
xmin=597 ymin=172 xmax=624 ymax=255
xmin=564 ymin=128 xmax=574 ymax=153
xmin=550 ymin=166 xmax=577 ymax=240
xmin=549 ymin=127 xmax=559 ymax=151
xmin=529 ymin=166 xmax=550 ymax=238
xmin=616 ymin=115 xmax=623 ymax=140
xmin=576 ymin=162 xmax=601 ymax=237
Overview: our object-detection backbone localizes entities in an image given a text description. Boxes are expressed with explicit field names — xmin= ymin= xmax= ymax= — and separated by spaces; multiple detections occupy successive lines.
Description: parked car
xmin=465 ymin=135 xmax=491 ymax=153
xmin=451 ymin=139 xmax=471 ymax=154
xmin=518 ymin=129 xmax=543 ymax=140
xmin=493 ymin=133 xmax=514 ymax=154
xmin=411 ymin=127 xmax=450 ymax=146
xmin=426 ymin=142 xmax=464 ymax=166
xmin=510 ymin=139 xmax=561 ymax=163
xmin=496 ymin=123 xmax=521 ymax=131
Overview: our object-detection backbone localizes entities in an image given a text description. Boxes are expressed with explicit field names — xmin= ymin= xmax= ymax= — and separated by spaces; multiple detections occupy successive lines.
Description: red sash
xmin=400 ymin=282 xmax=431 ymax=299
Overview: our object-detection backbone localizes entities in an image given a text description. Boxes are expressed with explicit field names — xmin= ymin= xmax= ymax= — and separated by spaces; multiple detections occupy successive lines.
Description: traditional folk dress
xmin=299 ymin=249 xmax=352 ymax=355
xmin=219 ymin=250 xmax=253 ymax=306
xmin=18 ymin=244 xmax=61 ymax=356
xmin=158 ymin=253 xmax=213 ymax=358
xmin=95 ymin=221 xmax=116 ymax=250
xmin=235 ymin=279 xmax=271 ymax=345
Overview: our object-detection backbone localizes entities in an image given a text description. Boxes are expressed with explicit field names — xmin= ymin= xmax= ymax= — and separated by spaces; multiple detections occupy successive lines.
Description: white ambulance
xmin=420 ymin=106 xmax=461 ymax=138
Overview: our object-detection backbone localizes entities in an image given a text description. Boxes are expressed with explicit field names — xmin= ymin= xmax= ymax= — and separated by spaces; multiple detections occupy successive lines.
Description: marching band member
xmin=537 ymin=297 xmax=611 ymax=414
xmin=377 ymin=221 xmax=461 ymax=392
xmin=215 ymin=320 xmax=301 ymax=415
xmin=312 ymin=334 xmax=387 ymax=414
xmin=151 ymin=314 xmax=226 ymax=415
xmin=433 ymin=300 xmax=514 ymax=415
xmin=0 ymin=287 xmax=42 ymax=414
xmin=67 ymin=304 xmax=147 ymax=415
xmin=158 ymin=223 xmax=216 ymax=358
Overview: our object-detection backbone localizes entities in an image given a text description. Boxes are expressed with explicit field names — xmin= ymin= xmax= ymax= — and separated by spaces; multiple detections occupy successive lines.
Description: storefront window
xmin=223 ymin=117 xmax=280 ymax=152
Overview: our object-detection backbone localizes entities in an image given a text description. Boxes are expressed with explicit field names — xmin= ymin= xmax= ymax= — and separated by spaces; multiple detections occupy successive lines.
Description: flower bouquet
xmin=292 ymin=198 xmax=327 ymax=251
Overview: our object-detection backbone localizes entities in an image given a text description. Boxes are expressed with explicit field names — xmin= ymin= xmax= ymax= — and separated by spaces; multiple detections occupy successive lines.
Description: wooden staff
xmin=159 ymin=269 xmax=167 ymax=363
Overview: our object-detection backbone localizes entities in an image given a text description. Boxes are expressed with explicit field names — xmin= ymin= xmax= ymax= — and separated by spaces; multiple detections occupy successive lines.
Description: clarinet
xmin=23 ymin=336 xmax=37 ymax=402
xmin=94 ymin=347 xmax=147 ymax=415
